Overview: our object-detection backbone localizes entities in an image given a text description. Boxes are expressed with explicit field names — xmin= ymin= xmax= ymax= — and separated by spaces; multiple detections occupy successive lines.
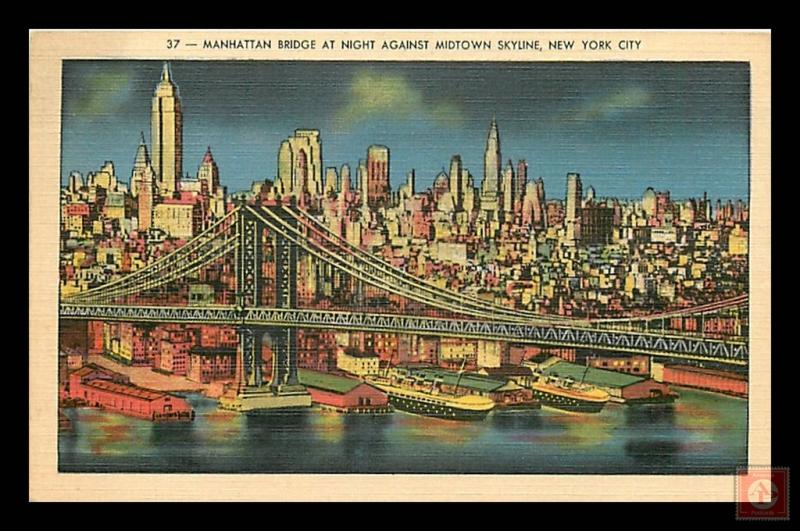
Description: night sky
xmin=61 ymin=61 xmax=750 ymax=201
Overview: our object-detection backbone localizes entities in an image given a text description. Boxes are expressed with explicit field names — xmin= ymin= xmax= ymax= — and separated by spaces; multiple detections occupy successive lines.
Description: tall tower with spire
xmin=151 ymin=62 xmax=183 ymax=197
xmin=130 ymin=133 xmax=156 ymax=231
xmin=197 ymin=146 xmax=220 ymax=195
xmin=481 ymin=116 xmax=502 ymax=216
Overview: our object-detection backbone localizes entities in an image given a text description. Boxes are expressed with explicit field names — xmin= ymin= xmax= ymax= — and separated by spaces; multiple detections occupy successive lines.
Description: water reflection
xmin=624 ymin=439 xmax=682 ymax=465
xmin=624 ymin=404 xmax=676 ymax=427
xmin=490 ymin=410 xmax=543 ymax=431
xmin=391 ymin=411 xmax=485 ymax=446
xmin=58 ymin=388 xmax=747 ymax=474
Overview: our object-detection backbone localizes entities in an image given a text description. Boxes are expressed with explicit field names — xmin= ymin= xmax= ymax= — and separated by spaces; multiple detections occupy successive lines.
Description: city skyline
xmin=61 ymin=61 xmax=750 ymax=201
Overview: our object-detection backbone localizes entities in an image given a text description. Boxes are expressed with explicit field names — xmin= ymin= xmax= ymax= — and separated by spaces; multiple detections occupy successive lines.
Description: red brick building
xmin=193 ymin=325 xmax=238 ymax=348
xmin=68 ymin=364 xmax=193 ymax=421
xmin=296 ymin=329 xmax=338 ymax=371
xmin=159 ymin=338 xmax=192 ymax=375
xmin=662 ymin=365 xmax=747 ymax=397
xmin=188 ymin=347 xmax=237 ymax=383
xmin=119 ymin=322 xmax=152 ymax=366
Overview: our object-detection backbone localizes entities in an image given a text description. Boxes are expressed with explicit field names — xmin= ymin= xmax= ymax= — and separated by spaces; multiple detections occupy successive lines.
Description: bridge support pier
xmin=220 ymin=206 xmax=310 ymax=413
xmin=221 ymin=325 xmax=311 ymax=412
xmin=268 ymin=327 xmax=305 ymax=393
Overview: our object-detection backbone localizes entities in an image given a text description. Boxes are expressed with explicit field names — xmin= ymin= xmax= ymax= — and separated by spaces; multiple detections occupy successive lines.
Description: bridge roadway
xmin=59 ymin=303 xmax=749 ymax=366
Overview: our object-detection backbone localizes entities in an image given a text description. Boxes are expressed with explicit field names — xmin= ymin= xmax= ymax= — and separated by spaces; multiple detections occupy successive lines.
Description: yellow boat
xmin=530 ymin=377 xmax=610 ymax=413
xmin=366 ymin=376 xmax=495 ymax=421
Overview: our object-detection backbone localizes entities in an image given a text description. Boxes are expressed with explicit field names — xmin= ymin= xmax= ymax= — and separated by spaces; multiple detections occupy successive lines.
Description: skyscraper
xmin=197 ymin=146 xmax=220 ymax=195
xmin=325 ymin=167 xmax=339 ymax=195
xmin=501 ymin=160 xmax=515 ymax=215
xmin=366 ymin=145 xmax=391 ymax=209
xmin=522 ymin=181 xmax=537 ymax=227
xmin=130 ymin=135 xmax=156 ymax=231
xmin=151 ymin=62 xmax=183 ymax=197
xmin=196 ymin=147 xmax=226 ymax=221
xmin=340 ymin=164 xmax=351 ymax=195
xmin=534 ymin=178 xmax=547 ymax=228
xmin=565 ymin=172 xmax=582 ymax=243
xmin=515 ymin=160 xmax=528 ymax=213
xmin=448 ymin=155 xmax=463 ymax=211
xmin=277 ymin=129 xmax=324 ymax=201
xmin=481 ymin=116 xmax=502 ymax=216
xmin=338 ymin=164 xmax=351 ymax=222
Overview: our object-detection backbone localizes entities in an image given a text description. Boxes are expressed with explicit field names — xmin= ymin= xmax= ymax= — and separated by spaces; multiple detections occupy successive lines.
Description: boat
xmin=624 ymin=390 xmax=679 ymax=406
xmin=493 ymin=398 xmax=542 ymax=411
xmin=365 ymin=375 xmax=495 ymax=421
xmin=529 ymin=375 xmax=610 ymax=413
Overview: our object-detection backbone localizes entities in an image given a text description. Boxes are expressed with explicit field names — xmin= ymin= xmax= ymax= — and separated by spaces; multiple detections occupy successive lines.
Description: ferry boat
xmin=365 ymin=375 xmax=495 ymax=421
xmin=529 ymin=375 xmax=610 ymax=413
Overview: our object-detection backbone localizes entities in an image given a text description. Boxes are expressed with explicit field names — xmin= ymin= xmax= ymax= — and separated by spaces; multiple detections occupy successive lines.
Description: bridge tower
xmin=221 ymin=203 xmax=311 ymax=412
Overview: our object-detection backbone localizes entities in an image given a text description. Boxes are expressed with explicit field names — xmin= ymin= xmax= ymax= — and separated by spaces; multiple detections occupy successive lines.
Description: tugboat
xmin=624 ymin=389 xmax=679 ymax=406
xmin=529 ymin=373 xmax=610 ymax=413
xmin=365 ymin=374 xmax=495 ymax=421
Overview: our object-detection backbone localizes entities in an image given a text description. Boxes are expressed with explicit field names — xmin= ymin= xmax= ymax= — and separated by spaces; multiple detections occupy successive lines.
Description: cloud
xmin=561 ymin=86 xmax=653 ymax=123
xmin=67 ymin=67 xmax=135 ymax=117
xmin=333 ymin=69 xmax=464 ymax=130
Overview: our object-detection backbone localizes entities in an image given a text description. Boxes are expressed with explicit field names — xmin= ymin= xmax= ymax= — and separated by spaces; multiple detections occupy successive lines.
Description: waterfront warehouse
xmin=298 ymin=369 xmax=390 ymax=413
xmin=67 ymin=364 xmax=194 ymax=421
xmin=660 ymin=364 xmax=747 ymax=398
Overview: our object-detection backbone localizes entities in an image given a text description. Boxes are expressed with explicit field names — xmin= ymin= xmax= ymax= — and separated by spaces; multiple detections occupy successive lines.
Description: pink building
xmin=298 ymin=369 xmax=389 ymax=413
xmin=159 ymin=338 xmax=192 ymax=375
xmin=68 ymin=364 xmax=193 ymax=421
xmin=188 ymin=347 xmax=236 ymax=383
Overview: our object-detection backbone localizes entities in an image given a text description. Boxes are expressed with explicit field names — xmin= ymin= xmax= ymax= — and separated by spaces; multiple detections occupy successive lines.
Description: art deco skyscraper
xmin=481 ymin=116 xmax=502 ymax=206
xmin=197 ymin=146 xmax=220 ymax=195
xmin=565 ymin=172 xmax=582 ymax=243
xmin=130 ymin=134 xmax=156 ymax=231
xmin=277 ymin=129 xmax=324 ymax=200
xmin=151 ymin=62 xmax=183 ymax=196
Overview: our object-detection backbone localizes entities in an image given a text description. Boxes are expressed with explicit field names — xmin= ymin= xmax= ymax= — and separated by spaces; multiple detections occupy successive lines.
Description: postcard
xmin=29 ymin=29 xmax=771 ymax=503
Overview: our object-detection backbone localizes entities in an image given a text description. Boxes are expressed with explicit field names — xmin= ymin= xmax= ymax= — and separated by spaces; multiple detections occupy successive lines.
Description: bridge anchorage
xmin=60 ymin=202 xmax=749 ymax=413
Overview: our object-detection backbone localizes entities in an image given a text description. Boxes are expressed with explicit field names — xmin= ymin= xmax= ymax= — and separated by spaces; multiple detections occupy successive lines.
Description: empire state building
xmin=151 ymin=62 xmax=183 ymax=196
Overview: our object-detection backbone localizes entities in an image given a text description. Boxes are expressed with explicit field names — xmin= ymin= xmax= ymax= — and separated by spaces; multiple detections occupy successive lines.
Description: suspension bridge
xmin=59 ymin=202 xmax=749 ymax=409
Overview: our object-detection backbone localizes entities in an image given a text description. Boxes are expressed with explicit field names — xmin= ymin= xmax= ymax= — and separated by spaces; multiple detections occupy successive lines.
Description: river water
xmin=59 ymin=387 xmax=747 ymax=474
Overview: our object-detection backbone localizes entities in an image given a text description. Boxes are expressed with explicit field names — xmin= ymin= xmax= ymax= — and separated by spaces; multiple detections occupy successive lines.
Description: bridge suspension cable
xmin=62 ymin=208 xmax=239 ymax=304
xmin=251 ymin=205 xmax=583 ymax=326
xmin=282 ymin=206 xmax=748 ymax=328
xmin=282 ymin=206 xmax=579 ymax=325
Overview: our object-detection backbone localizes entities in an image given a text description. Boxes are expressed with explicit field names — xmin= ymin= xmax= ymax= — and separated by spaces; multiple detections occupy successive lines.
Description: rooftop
xmin=190 ymin=346 xmax=237 ymax=355
xmin=298 ymin=369 xmax=366 ymax=394
xmin=543 ymin=361 xmax=644 ymax=388
xmin=70 ymin=363 xmax=119 ymax=378
xmin=481 ymin=365 xmax=533 ymax=378
xmin=665 ymin=364 xmax=747 ymax=381
xmin=84 ymin=379 xmax=167 ymax=401
xmin=341 ymin=348 xmax=379 ymax=359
